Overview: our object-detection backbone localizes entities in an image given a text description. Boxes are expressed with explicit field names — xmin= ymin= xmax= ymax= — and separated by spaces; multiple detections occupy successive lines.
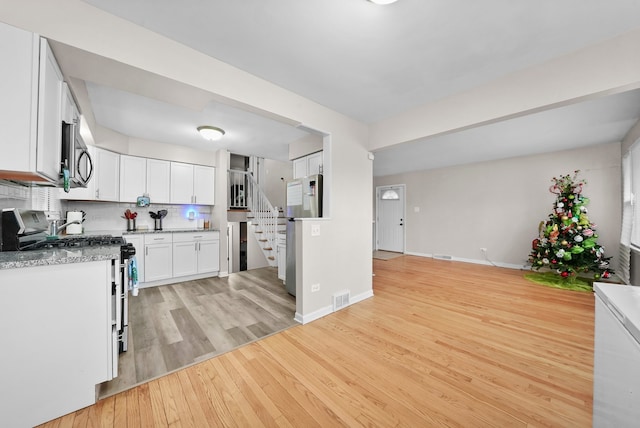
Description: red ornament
xmin=532 ymin=239 xmax=539 ymax=250
xmin=602 ymin=271 xmax=610 ymax=279
xmin=561 ymin=271 xmax=569 ymax=278
xmin=551 ymin=259 xmax=557 ymax=264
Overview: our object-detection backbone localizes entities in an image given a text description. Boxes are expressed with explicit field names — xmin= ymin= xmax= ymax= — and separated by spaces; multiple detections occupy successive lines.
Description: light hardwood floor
xmin=99 ymin=267 xmax=297 ymax=398
xmin=41 ymin=256 xmax=595 ymax=427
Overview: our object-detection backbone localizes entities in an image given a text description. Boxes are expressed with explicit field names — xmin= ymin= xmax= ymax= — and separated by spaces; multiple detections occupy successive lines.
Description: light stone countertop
xmin=0 ymin=245 xmax=120 ymax=270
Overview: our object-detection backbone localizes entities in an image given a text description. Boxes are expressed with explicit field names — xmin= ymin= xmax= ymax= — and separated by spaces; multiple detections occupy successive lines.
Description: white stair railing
xmin=228 ymin=170 xmax=280 ymax=266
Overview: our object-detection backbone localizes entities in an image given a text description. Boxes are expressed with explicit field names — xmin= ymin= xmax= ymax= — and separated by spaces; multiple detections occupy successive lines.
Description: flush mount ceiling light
xmin=197 ymin=126 xmax=225 ymax=141
xmin=368 ymin=0 xmax=399 ymax=4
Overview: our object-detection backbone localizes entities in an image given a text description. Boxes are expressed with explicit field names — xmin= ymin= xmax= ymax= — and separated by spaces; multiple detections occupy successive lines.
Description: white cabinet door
xmin=170 ymin=162 xmax=194 ymax=204
xmin=124 ymin=234 xmax=145 ymax=283
xmin=146 ymin=158 xmax=171 ymax=204
xmin=193 ymin=165 xmax=215 ymax=205
xmin=198 ymin=239 xmax=220 ymax=273
xmin=0 ymin=23 xmax=38 ymax=177
xmin=293 ymin=157 xmax=307 ymax=179
xmin=36 ymin=38 xmax=64 ymax=182
xmin=307 ymin=152 xmax=323 ymax=176
xmin=119 ymin=155 xmax=146 ymax=203
xmin=173 ymin=241 xmax=198 ymax=277
xmin=94 ymin=148 xmax=120 ymax=201
xmin=145 ymin=242 xmax=173 ymax=281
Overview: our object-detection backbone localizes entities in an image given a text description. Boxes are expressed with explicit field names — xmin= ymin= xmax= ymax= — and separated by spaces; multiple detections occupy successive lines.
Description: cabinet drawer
xmin=173 ymin=231 xmax=219 ymax=243
xmin=144 ymin=233 xmax=173 ymax=244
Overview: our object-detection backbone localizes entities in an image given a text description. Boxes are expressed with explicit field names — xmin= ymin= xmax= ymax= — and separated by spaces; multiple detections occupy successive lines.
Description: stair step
xmin=267 ymin=256 xmax=275 ymax=261
xmin=259 ymin=239 xmax=268 ymax=242
xmin=264 ymin=247 xmax=273 ymax=251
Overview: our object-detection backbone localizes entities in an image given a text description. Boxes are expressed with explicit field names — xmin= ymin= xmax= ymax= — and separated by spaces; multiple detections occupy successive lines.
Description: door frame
xmin=375 ymin=184 xmax=406 ymax=252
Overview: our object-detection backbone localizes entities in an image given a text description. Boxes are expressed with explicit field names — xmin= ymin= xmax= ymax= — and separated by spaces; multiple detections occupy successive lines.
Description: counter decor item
xmin=123 ymin=209 xmax=138 ymax=231
xmin=149 ymin=210 xmax=167 ymax=231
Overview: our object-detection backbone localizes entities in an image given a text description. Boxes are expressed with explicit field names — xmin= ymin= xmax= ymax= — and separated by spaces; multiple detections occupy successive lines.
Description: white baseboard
xmin=403 ymin=252 xmax=526 ymax=270
xmin=218 ymin=271 xmax=229 ymax=278
xmin=295 ymin=289 xmax=375 ymax=325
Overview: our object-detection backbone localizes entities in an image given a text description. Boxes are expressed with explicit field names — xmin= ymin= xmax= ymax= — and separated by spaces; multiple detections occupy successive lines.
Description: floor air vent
xmin=333 ymin=291 xmax=350 ymax=311
xmin=433 ymin=254 xmax=453 ymax=260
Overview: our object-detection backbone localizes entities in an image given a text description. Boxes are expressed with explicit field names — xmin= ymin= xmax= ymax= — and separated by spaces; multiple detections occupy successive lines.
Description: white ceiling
xmin=64 ymin=0 xmax=640 ymax=174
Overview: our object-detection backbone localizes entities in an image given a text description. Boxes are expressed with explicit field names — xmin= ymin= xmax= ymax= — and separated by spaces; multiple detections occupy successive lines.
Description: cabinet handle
xmin=96 ymin=189 xmax=99 ymax=199
xmin=145 ymin=247 xmax=148 ymax=256
xmin=193 ymin=235 xmax=202 ymax=238
xmin=195 ymin=242 xmax=198 ymax=251
xmin=193 ymin=195 xmax=197 ymax=204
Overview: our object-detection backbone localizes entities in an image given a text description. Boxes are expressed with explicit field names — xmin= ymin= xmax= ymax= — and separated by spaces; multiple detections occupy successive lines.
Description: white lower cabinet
xmin=173 ymin=231 xmax=220 ymax=277
xmin=144 ymin=233 xmax=173 ymax=281
xmin=0 ymin=260 xmax=112 ymax=427
xmin=127 ymin=231 xmax=220 ymax=286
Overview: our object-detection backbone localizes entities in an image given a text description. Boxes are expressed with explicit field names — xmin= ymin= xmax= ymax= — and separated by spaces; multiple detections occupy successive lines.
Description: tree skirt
xmin=524 ymin=272 xmax=592 ymax=292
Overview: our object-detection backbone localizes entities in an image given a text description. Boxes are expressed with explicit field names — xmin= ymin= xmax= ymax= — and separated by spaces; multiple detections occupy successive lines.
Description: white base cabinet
xmin=0 ymin=261 xmax=112 ymax=427
xmin=125 ymin=231 xmax=220 ymax=287
xmin=144 ymin=233 xmax=173 ymax=282
xmin=173 ymin=231 xmax=220 ymax=277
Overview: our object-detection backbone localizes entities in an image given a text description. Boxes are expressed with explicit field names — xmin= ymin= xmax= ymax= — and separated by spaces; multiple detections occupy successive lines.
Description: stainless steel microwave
xmin=61 ymin=120 xmax=93 ymax=188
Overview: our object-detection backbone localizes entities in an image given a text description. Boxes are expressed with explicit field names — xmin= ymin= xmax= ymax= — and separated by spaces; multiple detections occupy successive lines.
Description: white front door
xmin=377 ymin=185 xmax=405 ymax=252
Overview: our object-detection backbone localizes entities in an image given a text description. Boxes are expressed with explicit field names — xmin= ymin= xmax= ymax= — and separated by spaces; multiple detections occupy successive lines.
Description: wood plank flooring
xmin=41 ymin=256 xmax=595 ymax=427
xmin=98 ymin=267 xmax=297 ymax=398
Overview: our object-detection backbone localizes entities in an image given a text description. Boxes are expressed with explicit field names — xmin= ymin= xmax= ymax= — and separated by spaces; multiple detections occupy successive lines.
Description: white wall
xmin=374 ymin=142 xmax=621 ymax=268
xmin=262 ymin=158 xmax=292 ymax=210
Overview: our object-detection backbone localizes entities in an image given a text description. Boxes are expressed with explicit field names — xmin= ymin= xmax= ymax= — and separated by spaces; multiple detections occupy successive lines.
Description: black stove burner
xmin=22 ymin=235 xmax=126 ymax=251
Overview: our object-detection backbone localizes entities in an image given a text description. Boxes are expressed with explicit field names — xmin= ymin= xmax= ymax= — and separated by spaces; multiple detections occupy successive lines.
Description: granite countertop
xmin=0 ymin=246 xmax=120 ymax=270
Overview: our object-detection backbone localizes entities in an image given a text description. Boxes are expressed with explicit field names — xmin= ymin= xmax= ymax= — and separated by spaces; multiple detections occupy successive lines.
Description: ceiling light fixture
xmin=197 ymin=125 xmax=225 ymax=141
xmin=368 ymin=0 xmax=398 ymax=4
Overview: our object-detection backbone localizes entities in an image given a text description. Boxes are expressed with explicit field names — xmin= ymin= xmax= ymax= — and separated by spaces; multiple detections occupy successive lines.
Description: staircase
xmin=228 ymin=169 xmax=285 ymax=267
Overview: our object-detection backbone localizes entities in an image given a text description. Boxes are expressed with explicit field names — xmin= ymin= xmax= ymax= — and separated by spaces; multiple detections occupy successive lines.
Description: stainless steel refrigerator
xmin=285 ymin=174 xmax=323 ymax=296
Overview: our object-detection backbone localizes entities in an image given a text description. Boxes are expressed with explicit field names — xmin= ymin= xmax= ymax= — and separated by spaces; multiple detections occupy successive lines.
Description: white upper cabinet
xmin=193 ymin=165 xmax=215 ymax=205
xmin=0 ymin=23 xmax=63 ymax=183
xmin=94 ymin=147 xmax=120 ymax=201
xmin=293 ymin=151 xmax=323 ymax=179
xmin=170 ymin=162 xmax=194 ymax=204
xmin=146 ymin=158 xmax=171 ymax=204
xmin=119 ymin=155 xmax=146 ymax=203
xmin=119 ymin=156 xmax=171 ymax=204
xmin=170 ymin=162 xmax=215 ymax=205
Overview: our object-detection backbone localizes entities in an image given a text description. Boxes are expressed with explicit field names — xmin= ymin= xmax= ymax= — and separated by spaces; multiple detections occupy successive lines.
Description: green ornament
xmin=569 ymin=195 xmax=575 ymax=199
xmin=594 ymin=273 xmax=601 ymax=279
xmin=563 ymin=252 xmax=572 ymax=261
xmin=571 ymin=246 xmax=584 ymax=254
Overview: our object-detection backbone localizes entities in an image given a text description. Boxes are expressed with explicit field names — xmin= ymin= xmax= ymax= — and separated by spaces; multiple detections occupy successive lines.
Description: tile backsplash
xmin=0 ymin=182 xmax=213 ymax=234
xmin=65 ymin=201 xmax=213 ymax=233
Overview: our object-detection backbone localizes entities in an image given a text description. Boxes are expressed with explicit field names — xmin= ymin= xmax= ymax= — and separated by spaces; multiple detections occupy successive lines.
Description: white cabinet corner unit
xmin=0 ymin=22 xmax=64 ymax=184
xmin=125 ymin=230 xmax=220 ymax=288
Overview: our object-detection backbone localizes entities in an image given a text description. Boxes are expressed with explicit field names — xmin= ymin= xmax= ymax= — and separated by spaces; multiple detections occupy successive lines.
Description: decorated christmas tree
xmin=529 ymin=170 xmax=613 ymax=280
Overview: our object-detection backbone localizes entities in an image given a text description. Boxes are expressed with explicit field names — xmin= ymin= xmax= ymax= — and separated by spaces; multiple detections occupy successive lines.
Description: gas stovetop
xmin=21 ymin=235 xmax=126 ymax=251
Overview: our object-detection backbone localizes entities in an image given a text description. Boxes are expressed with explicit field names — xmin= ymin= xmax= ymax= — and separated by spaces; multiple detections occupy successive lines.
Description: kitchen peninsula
xmin=0 ymin=245 xmax=120 ymax=427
